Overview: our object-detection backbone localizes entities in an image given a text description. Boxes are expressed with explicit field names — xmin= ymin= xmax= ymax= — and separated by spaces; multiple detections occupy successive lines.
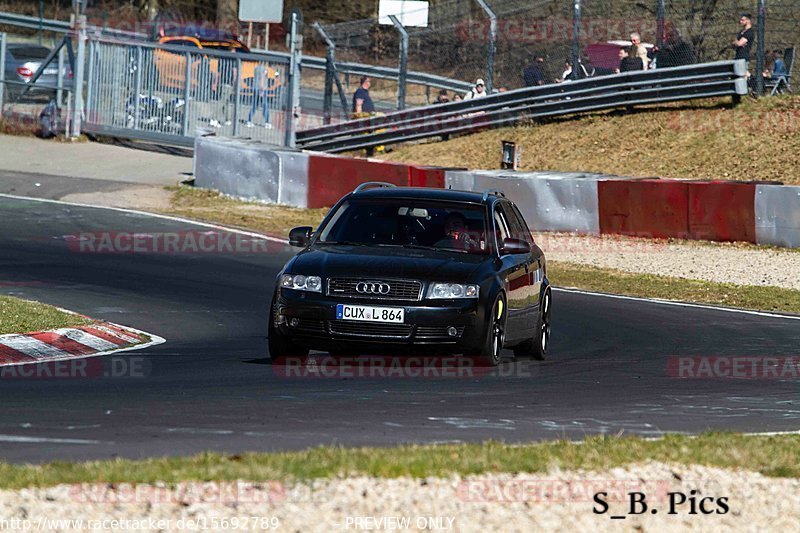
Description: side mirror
xmin=288 ymin=226 xmax=313 ymax=247
xmin=501 ymin=237 xmax=531 ymax=255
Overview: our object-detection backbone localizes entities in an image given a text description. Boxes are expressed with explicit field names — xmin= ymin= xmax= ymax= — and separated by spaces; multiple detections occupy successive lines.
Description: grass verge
xmin=0 ymin=295 xmax=92 ymax=335
xmin=159 ymin=186 xmax=328 ymax=236
xmin=549 ymin=261 xmax=800 ymax=314
xmin=0 ymin=433 xmax=797 ymax=489
xmin=381 ymin=96 xmax=800 ymax=185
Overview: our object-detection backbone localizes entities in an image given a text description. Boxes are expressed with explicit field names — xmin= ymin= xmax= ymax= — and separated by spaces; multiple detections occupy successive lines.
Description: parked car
xmin=153 ymin=29 xmax=280 ymax=96
xmin=269 ymin=183 xmax=553 ymax=366
xmin=3 ymin=44 xmax=70 ymax=100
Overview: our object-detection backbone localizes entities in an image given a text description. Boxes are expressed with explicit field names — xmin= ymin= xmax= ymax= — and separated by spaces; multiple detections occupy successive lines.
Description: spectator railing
xmin=296 ymin=60 xmax=749 ymax=153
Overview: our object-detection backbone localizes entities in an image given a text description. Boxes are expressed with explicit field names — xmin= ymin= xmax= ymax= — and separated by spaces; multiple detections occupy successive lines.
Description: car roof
xmin=351 ymin=186 xmax=496 ymax=204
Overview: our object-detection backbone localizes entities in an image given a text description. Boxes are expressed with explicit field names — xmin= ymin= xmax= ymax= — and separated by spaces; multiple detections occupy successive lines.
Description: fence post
xmin=57 ymin=45 xmax=65 ymax=107
xmin=571 ymin=0 xmax=581 ymax=80
xmin=389 ymin=15 xmax=409 ymax=110
xmin=133 ymin=46 xmax=142 ymax=130
xmin=0 ymin=33 xmax=6 ymax=113
xmin=656 ymin=0 xmax=665 ymax=48
xmin=755 ymin=0 xmax=766 ymax=96
xmin=313 ymin=22 xmax=336 ymax=124
xmin=284 ymin=11 xmax=302 ymax=147
xmin=181 ymin=51 xmax=191 ymax=136
xmin=84 ymin=39 xmax=95 ymax=122
xmin=233 ymin=57 xmax=242 ymax=136
xmin=71 ymin=16 xmax=87 ymax=138
xmin=475 ymin=0 xmax=496 ymax=93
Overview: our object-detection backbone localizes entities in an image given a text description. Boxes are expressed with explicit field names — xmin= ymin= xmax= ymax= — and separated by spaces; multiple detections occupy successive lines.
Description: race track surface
xmin=0 ymin=193 xmax=799 ymax=463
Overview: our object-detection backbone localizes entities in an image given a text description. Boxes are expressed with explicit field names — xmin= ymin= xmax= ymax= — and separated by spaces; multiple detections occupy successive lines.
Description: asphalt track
xmin=0 ymin=192 xmax=799 ymax=464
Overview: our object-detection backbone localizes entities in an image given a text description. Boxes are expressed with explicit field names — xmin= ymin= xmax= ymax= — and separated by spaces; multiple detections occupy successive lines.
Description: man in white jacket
xmin=463 ymin=78 xmax=488 ymax=99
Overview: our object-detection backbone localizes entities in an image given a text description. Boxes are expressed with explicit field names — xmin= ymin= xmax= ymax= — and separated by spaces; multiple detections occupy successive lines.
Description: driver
xmin=435 ymin=212 xmax=479 ymax=250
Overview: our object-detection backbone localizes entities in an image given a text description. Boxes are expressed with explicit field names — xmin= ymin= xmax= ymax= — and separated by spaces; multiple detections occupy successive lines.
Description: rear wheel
xmin=267 ymin=298 xmax=308 ymax=360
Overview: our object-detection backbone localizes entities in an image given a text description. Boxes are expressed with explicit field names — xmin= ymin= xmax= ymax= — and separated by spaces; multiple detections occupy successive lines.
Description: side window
xmin=493 ymin=207 xmax=510 ymax=248
xmin=499 ymin=203 xmax=524 ymax=242
xmin=509 ymin=203 xmax=533 ymax=243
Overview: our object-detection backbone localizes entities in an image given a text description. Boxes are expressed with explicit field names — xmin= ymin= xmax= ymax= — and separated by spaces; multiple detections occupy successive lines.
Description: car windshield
xmin=9 ymin=46 xmax=50 ymax=60
xmin=316 ymin=198 xmax=488 ymax=254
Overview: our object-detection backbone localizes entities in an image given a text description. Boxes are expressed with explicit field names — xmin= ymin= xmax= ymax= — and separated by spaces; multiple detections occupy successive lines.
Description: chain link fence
xmin=314 ymin=0 xmax=798 ymax=99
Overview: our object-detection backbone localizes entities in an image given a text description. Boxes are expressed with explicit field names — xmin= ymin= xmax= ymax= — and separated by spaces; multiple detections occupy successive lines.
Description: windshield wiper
xmin=401 ymin=244 xmax=469 ymax=254
xmin=317 ymin=240 xmax=370 ymax=246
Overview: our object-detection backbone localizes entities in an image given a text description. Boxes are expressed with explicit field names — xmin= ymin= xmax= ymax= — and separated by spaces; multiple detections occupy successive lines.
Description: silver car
xmin=3 ymin=44 xmax=69 ymax=100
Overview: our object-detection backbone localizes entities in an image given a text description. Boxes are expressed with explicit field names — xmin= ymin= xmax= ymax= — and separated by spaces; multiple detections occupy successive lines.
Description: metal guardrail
xmin=296 ymin=60 xmax=750 ymax=153
xmin=0 ymin=10 xmax=146 ymax=40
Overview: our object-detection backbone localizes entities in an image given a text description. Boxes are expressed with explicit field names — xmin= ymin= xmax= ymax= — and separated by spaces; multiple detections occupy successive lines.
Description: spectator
xmin=555 ymin=60 xmax=573 ymax=82
xmin=618 ymin=46 xmax=643 ymax=73
xmin=630 ymin=32 xmax=650 ymax=70
xmin=352 ymin=76 xmax=375 ymax=115
xmin=453 ymin=94 xmax=462 ymax=101
xmin=246 ymin=65 xmax=278 ymax=128
xmin=772 ymin=49 xmax=788 ymax=77
xmin=434 ymin=89 xmax=450 ymax=104
xmin=654 ymin=25 xmax=696 ymax=68
xmin=463 ymin=78 xmax=487 ymax=100
xmin=733 ymin=13 xmax=755 ymax=69
xmin=522 ymin=56 xmax=546 ymax=86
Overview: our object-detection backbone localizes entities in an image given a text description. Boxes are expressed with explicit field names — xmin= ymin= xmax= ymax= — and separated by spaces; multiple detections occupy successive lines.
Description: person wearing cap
xmin=463 ymin=78 xmax=487 ymax=100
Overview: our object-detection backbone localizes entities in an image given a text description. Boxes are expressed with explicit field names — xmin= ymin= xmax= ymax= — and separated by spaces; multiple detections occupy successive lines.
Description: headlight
xmin=427 ymin=283 xmax=479 ymax=299
xmin=281 ymin=274 xmax=322 ymax=292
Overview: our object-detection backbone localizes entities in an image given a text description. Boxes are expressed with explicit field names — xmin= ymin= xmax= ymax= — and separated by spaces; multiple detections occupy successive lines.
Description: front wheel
xmin=471 ymin=294 xmax=506 ymax=366
xmin=267 ymin=299 xmax=308 ymax=360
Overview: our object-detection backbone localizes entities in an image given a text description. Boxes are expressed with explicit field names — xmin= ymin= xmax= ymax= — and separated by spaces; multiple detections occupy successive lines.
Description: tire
xmin=514 ymin=286 xmax=552 ymax=360
xmin=267 ymin=298 xmax=308 ymax=360
xmin=471 ymin=293 xmax=506 ymax=367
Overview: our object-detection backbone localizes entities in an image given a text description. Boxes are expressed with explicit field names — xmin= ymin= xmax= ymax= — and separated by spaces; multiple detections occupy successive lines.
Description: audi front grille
xmin=327 ymin=278 xmax=422 ymax=301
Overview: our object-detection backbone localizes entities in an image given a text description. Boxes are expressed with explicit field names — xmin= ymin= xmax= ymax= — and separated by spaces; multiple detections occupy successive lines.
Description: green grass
xmin=0 ymin=295 xmax=92 ymax=335
xmin=0 ymin=433 xmax=797 ymax=489
xmin=550 ymin=261 xmax=800 ymax=314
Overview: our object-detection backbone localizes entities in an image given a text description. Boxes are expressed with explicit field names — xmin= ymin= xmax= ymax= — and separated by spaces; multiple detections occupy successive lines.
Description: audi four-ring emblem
xmin=356 ymin=282 xmax=391 ymax=294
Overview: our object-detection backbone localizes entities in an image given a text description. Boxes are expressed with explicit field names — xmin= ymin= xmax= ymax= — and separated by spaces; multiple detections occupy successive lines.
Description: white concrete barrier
xmin=446 ymin=170 xmax=605 ymax=234
xmin=755 ymin=184 xmax=800 ymax=248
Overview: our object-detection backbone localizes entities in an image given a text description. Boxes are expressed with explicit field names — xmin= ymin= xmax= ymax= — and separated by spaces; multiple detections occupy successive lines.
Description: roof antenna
xmin=448 ymin=184 xmax=452 ymax=189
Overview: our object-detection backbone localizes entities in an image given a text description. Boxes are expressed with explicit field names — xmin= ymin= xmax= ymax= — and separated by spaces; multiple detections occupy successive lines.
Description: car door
xmin=499 ymin=202 xmax=539 ymax=338
xmin=508 ymin=202 xmax=544 ymax=314
xmin=494 ymin=204 xmax=530 ymax=343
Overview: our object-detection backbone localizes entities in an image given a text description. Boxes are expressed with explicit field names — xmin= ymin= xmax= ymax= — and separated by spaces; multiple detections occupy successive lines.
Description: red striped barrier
xmin=688 ymin=181 xmax=756 ymax=243
xmin=598 ymin=179 xmax=689 ymax=239
xmin=306 ymin=154 xmax=410 ymax=208
xmin=409 ymin=166 xmax=447 ymax=188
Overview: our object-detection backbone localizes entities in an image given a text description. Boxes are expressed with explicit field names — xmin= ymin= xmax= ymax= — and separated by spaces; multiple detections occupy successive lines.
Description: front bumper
xmin=274 ymin=288 xmax=487 ymax=353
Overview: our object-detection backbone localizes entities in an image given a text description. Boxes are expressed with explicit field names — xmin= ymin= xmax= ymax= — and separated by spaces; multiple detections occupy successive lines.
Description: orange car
xmin=153 ymin=34 xmax=280 ymax=95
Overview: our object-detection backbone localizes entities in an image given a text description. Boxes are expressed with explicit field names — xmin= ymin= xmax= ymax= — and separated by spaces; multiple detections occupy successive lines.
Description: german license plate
xmin=336 ymin=304 xmax=404 ymax=323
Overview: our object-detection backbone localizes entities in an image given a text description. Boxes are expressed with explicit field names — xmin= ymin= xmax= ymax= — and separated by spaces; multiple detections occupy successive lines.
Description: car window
xmin=317 ymin=198 xmax=488 ymax=254
xmin=9 ymin=46 xmax=50 ymax=60
xmin=171 ymin=40 xmax=200 ymax=48
xmin=493 ymin=207 xmax=510 ymax=245
xmin=501 ymin=203 xmax=532 ymax=243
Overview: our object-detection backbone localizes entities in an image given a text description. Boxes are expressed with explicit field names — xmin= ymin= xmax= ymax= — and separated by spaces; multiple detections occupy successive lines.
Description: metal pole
xmin=656 ymin=0 xmax=665 ymax=49
xmin=181 ymin=51 xmax=191 ymax=136
xmin=133 ymin=46 xmax=142 ymax=130
xmin=57 ymin=45 xmax=65 ymax=107
xmin=0 ymin=33 xmax=6 ymax=112
xmin=755 ymin=0 xmax=766 ymax=96
xmin=233 ymin=57 xmax=241 ymax=136
xmin=284 ymin=12 xmax=302 ymax=147
xmin=571 ymin=0 xmax=581 ymax=80
xmin=71 ymin=16 xmax=86 ymax=138
xmin=313 ymin=22 xmax=335 ymax=124
xmin=39 ymin=0 xmax=44 ymax=46
xmin=475 ymin=0 xmax=496 ymax=93
xmin=84 ymin=39 xmax=94 ymax=117
xmin=389 ymin=15 xmax=408 ymax=110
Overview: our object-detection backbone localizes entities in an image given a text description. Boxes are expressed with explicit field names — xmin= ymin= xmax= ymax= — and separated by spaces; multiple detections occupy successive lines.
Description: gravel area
xmin=0 ymin=462 xmax=797 ymax=531
xmin=535 ymin=233 xmax=800 ymax=291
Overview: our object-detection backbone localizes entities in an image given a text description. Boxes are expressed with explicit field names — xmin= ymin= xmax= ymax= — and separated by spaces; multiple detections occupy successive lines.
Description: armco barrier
xmin=689 ymin=181 xmax=756 ymax=243
xmin=306 ymin=153 xmax=410 ymax=209
xmin=446 ymin=170 xmax=604 ymax=234
xmin=598 ymin=179 xmax=690 ymax=239
xmin=755 ymin=184 xmax=800 ymax=248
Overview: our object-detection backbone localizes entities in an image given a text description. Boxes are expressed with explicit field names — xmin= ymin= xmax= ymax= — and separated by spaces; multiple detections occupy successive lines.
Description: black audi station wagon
xmin=269 ymin=183 xmax=552 ymax=365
